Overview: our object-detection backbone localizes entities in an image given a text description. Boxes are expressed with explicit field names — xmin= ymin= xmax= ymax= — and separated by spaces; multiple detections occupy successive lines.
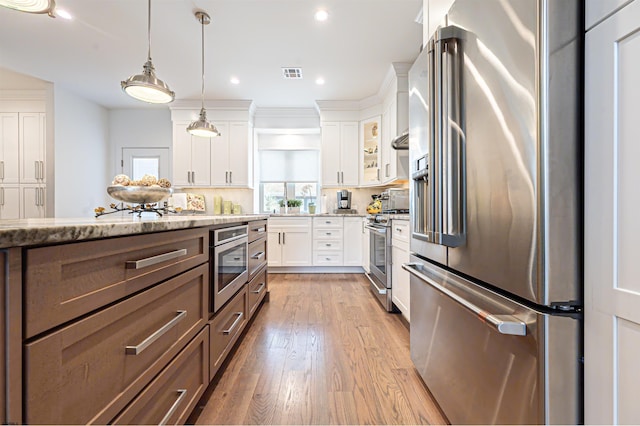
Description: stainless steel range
xmin=365 ymin=207 xmax=409 ymax=312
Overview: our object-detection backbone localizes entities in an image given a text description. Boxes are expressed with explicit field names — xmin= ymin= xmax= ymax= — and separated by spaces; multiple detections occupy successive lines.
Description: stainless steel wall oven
xmin=210 ymin=225 xmax=248 ymax=313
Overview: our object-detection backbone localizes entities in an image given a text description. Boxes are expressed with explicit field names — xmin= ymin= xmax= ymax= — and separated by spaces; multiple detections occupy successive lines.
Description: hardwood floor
xmin=191 ymin=273 xmax=448 ymax=425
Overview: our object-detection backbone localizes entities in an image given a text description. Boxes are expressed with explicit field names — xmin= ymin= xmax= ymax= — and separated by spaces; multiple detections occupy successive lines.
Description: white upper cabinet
xmin=0 ymin=113 xmax=19 ymax=184
xmin=20 ymin=112 xmax=46 ymax=184
xmin=172 ymin=121 xmax=211 ymax=187
xmin=360 ymin=116 xmax=382 ymax=186
xmin=211 ymin=121 xmax=251 ymax=187
xmin=321 ymin=121 xmax=359 ymax=187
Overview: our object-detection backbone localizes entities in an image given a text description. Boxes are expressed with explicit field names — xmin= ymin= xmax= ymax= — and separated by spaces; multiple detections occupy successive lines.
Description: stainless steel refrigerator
xmin=403 ymin=0 xmax=583 ymax=423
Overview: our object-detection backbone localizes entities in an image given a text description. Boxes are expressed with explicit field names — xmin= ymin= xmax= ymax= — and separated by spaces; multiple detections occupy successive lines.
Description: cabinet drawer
xmin=392 ymin=220 xmax=410 ymax=246
xmin=24 ymin=264 xmax=208 ymax=425
xmin=314 ymin=252 xmax=343 ymax=266
xmin=248 ymin=219 xmax=268 ymax=242
xmin=313 ymin=217 xmax=343 ymax=228
xmin=248 ymin=236 xmax=267 ymax=280
xmin=111 ymin=327 xmax=209 ymax=425
xmin=209 ymin=286 xmax=247 ymax=380
xmin=313 ymin=228 xmax=343 ymax=240
xmin=247 ymin=265 xmax=268 ymax=317
xmin=25 ymin=227 xmax=208 ymax=338
xmin=313 ymin=239 xmax=343 ymax=251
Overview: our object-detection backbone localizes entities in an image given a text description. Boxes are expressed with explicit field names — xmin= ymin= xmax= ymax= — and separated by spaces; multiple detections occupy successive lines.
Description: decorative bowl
xmin=107 ymin=186 xmax=173 ymax=204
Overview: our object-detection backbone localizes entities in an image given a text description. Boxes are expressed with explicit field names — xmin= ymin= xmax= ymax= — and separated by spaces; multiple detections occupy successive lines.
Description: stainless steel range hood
xmin=391 ymin=130 xmax=409 ymax=150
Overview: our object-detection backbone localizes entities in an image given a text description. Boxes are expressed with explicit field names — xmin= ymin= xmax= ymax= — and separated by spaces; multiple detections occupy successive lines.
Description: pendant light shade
xmin=121 ymin=0 xmax=174 ymax=104
xmin=187 ymin=11 xmax=220 ymax=138
xmin=0 ymin=0 xmax=55 ymax=15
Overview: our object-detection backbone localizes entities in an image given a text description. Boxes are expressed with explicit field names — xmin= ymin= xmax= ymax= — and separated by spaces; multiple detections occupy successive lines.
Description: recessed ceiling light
xmin=314 ymin=9 xmax=328 ymax=22
xmin=315 ymin=77 xmax=325 ymax=85
xmin=55 ymin=8 xmax=72 ymax=19
xmin=230 ymin=76 xmax=240 ymax=85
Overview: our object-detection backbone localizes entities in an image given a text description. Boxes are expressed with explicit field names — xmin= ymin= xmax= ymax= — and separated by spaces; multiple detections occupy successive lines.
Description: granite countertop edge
xmin=0 ymin=214 xmax=270 ymax=249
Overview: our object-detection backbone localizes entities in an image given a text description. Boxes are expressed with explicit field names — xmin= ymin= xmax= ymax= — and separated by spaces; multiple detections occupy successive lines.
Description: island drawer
xmin=247 ymin=265 xmax=268 ymax=317
xmin=24 ymin=263 xmax=208 ymax=425
xmin=24 ymin=227 xmax=208 ymax=338
xmin=248 ymin=236 xmax=267 ymax=281
xmin=209 ymin=286 xmax=247 ymax=381
xmin=248 ymin=219 xmax=268 ymax=243
xmin=111 ymin=326 xmax=209 ymax=425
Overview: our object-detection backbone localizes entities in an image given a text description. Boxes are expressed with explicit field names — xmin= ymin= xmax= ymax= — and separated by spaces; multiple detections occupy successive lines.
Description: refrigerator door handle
xmin=402 ymin=262 xmax=527 ymax=336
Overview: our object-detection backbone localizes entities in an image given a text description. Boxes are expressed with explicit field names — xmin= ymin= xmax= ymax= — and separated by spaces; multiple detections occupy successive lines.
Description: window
xmin=259 ymin=149 xmax=319 ymax=213
xmin=122 ymin=148 xmax=169 ymax=180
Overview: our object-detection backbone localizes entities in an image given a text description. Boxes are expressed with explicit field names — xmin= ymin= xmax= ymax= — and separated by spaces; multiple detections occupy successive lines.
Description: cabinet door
xmin=321 ymin=122 xmax=341 ymax=187
xmin=281 ymin=229 xmax=312 ymax=266
xmin=0 ymin=113 xmax=19 ymax=184
xmin=267 ymin=231 xmax=282 ymax=267
xmin=22 ymin=185 xmax=44 ymax=219
xmin=340 ymin=122 xmax=360 ymax=186
xmin=361 ymin=116 xmax=381 ymax=186
xmin=190 ymin=135 xmax=211 ymax=187
xmin=20 ymin=113 xmax=45 ymax=184
xmin=228 ymin=122 xmax=250 ymax=187
xmin=0 ymin=186 xmax=20 ymax=219
xmin=343 ymin=217 xmax=363 ymax=266
xmin=210 ymin=122 xmax=230 ymax=186
xmin=172 ymin=122 xmax=193 ymax=187
xmin=391 ymin=244 xmax=410 ymax=322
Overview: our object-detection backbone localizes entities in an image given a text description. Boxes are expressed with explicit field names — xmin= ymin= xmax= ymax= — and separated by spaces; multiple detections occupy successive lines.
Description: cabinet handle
xmin=159 ymin=389 xmax=187 ymax=426
xmin=251 ymin=251 xmax=265 ymax=260
xmin=395 ymin=227 xmax=402 ymax=232
xmin=325 ymin=221 xmax=331 ymax=224
xmin=337 ymin=171 xmax=340 ymax=183
xmin=34 ymin=161 xmax=39 ymax=179
xmin=283 ymin=232 xmax=285 ymax=244
xmin=229 ymin=171 xmax=232 ymax=183
xmin=0 ymin=161 xmax=4 ymax=179
xmin=377 ymin=169 xmax=380 ymax=181
xmin=325 ymin=243 xmax=331 ymax=247
xmin=125 ymin=310 xmax=187 ymax=355
xmin=187 ymin=171 xmax=191 ymax=184
xmin=253 ymin=227 xmax=266 ymax=233
xmin=40 ymin=161 xmax=44 ymax=180
xmin=326 ymin=257 xmax=331 ymax=261
xmin=126 ymin=248 xmax=188 ymax=269
xmin=40 ymin=188 xmax=44 ymax=206
xmin=251 ymin=282 xmax=266 ymax=294
xmin=225 ymin=171 xmax=228 ymax=183
xmin=278 ymin=232 xmax=281 ymax=244
xmin=36 ymin=187 xmax=41 ymax=206
xmin=192 ymin=171 xmax=195 ymax=183
xmin=1 ymin=188 xmax=4 ymax=206
xmin=325 ymin=232 xmax=332 ymax=236
xmin=386 ymin=163 xmax=390 ymax=178
xmin=341 ymin=171 xmax=344 ymax=183
xmin=222 ymin=312 xmax=244 ymax=335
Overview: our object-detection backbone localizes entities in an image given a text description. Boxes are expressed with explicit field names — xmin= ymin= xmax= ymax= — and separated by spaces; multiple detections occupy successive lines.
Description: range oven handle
xmin=365 ymin=224 xmax=387 ymax=234
xmin=402 ymin=263 xmax=527 ymax=336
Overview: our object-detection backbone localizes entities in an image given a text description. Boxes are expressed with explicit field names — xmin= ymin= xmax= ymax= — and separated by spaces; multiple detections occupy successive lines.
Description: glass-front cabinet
xmin=360 ymin=115 xmax=381 ymax=186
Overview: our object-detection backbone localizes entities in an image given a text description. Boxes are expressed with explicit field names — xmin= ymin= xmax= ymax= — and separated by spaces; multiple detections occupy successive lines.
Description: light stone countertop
xmin=269 ymin=213 xmax=366 ymax=218
xmin=389 ymin=214 xmax=410 ymax=221
xmin=0 ymin=214 xmax=269 ymax=249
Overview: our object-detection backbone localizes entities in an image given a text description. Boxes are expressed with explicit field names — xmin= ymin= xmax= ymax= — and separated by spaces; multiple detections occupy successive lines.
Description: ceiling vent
xmin=282 ymin=67 xmax=303 ymax=79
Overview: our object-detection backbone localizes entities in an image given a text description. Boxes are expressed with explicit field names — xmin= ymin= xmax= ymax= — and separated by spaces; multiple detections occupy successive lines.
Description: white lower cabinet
xmin=268 ymin=217 xmax=312 ymax=267
xmin=313 ymin=217 xmax=343 ymax=266
xmin=391 ymin=220 xmax=410 ymax=321
xmin=0 ymin=186 xmax=20 ymax=219
xmin=343 ymin=217 xmax=363 ymax=266
xmin=22 ymin=185 xmax=45 ymax=219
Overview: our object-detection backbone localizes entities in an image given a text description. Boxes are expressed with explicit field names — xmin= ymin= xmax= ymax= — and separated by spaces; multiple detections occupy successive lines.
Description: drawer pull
xmin=159 ymin=389 xmax=187 ymax=426
xmin=251 ymin=251 xmax=265 ymax=260
xmin=395 ymin=227 xmax=403 ymax=232
xmin=325 ymin=232 xmax=332 ymax=236
xmin=253 ymin=227 xmax=266 ymax=233
xmin=126 ymin=310 xmax=187 ymax=355
xmin=126 ymin=248 xmax=188 ymax=269
xmin=222 ymin=312 xmax=244 ymax=335
xmin=251 ymin=282 xmax=266 ymax=294
xmin=325 ymin=221 xmax=331 ymax=224
xmin=325 ymin=243 xmax=332 ymax=247
xmin=325 ymin=257 xmax=331 ymax=261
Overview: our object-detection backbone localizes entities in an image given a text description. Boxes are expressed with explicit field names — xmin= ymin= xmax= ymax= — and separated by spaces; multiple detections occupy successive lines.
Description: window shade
xmin=259 ymin=150 xmax=319 ymax=182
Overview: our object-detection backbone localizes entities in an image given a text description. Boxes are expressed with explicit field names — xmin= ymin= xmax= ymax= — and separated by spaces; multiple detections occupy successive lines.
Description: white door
xmin=0 ymin=186 xmax=20 ymax=219
xmin=0 ymin=113 xmax=19 ymax=184
xmin=267 ymin=230 xmax=282 ymax=267
xmin=122 ymin=148 xmax=169 ymax=182
xmin=172 ymin=122 xmax=193 ymax=187
xmin=228 ymin=122 xmax=249 ymax=186
xmin=281 ymin=229 xmax=312 ymax=266
xmin=321 ymin=122 xmax=341 ymax=187
xmin=210 ymin=122 xmax=230 ymax=186
xmin=20 ymin=112 xmax=45 ymax=184
xmin=585 ymin=1 xmax=640 ymax=423
xmin=340 ymin=122 xmax=360 ymax=186
xmin=190 ymin=134 xmax=211 ymax=187
xmin=22 ymin=185 xmax=44 ymax=219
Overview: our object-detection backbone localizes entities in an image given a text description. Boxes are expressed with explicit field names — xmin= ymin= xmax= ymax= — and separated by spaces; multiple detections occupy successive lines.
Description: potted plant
xmin=287 ymin=199 xmax=302 ymax=214
xmin=278 ymin=199 xmax=287 ymax=214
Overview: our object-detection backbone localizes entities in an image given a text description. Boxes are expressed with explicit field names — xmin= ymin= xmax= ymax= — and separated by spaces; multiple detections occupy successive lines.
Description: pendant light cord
xmin=200 ymin=15 xmax=205 ymax=110
xmin=147 ymin=0 xmax=152 ymax=62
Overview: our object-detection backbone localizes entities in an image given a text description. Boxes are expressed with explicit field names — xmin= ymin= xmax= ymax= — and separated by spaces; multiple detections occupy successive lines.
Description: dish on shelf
xmin=107 ymin=186 xmax=173 ymax=204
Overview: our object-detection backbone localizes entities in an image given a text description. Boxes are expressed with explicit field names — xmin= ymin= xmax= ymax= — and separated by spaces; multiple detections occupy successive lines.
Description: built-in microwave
xmin=210 ymin=225 xmax=248 ymax=313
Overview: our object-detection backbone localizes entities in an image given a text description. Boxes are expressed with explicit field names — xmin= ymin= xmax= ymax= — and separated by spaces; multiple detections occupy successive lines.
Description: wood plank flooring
xmin=191 ymin=273 xmax=448 ymax=425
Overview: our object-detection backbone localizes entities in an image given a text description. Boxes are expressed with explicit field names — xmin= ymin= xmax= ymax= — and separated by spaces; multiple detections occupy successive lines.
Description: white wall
xmin=108 ymin=108 xmax=172 ymax=177
xmin=54 ymin=86 xmax=110 ymax=217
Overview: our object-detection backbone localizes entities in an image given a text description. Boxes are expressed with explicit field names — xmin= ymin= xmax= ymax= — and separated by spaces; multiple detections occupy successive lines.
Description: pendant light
xmin=0 ymin=0 xmax=55 ymax=16
xmin=121 ymin=0 xmax=174 ymax=104
xmin=187 ymin=11 xmax=220 ymax=138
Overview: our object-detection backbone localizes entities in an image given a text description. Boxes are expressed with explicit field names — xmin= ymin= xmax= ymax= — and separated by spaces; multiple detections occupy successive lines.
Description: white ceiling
xmin=0 ymin=0 xmax=427 ymax=110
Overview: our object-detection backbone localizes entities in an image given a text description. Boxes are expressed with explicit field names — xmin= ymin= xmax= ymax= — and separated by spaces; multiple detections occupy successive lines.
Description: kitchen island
xmin=0 ymin=214 xmax=269 ymax=425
